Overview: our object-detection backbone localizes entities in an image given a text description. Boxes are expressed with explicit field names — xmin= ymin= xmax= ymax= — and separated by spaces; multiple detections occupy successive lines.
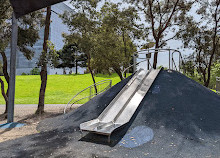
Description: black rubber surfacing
xmin=0 ymin=70 xmax=220 ymax=158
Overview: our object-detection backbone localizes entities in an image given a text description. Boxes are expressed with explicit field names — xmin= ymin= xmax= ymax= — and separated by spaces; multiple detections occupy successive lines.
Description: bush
xmin=30 ymin=68 xmax=40 ymax=75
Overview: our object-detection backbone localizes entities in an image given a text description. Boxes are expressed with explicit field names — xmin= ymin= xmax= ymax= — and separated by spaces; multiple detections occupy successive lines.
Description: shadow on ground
xmin=0 ymin=70 xmax=220 ymax=157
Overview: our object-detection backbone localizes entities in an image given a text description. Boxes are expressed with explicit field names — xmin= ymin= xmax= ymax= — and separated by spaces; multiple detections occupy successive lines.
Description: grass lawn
xmin=0 ymin=73 xmax=124 ymax=104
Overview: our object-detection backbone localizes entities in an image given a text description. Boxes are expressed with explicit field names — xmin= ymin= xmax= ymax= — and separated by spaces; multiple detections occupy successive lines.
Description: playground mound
xmin=0 ymin=70 xmax=220 ymax=158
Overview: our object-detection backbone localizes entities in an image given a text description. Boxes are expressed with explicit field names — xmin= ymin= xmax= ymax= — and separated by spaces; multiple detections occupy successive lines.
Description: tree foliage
xmin=126 ymin=0 xmax=194 ymax=68
xmin=61 ymin=0 xmax=100 ymax=92
xmin=57 ymin=43 xmax=87 ymax=74
xmin=62 ymin=2 xmax=139 ymax=80
xmin=0 ymin=0 xmax=43 ymax=116
xmin=94 ymin=2 xmax=139 ymax=78
xmin=178 ymin=0 xmax=220 ymax=87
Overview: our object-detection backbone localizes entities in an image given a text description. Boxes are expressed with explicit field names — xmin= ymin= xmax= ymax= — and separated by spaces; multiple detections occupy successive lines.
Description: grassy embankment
xmin=0 ymin=73 xmax=124 ymax=105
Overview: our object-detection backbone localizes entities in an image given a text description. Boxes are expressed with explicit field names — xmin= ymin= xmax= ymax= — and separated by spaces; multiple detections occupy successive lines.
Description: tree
xmin=93 ymin=2 xmax=140 ymax=78
xmin=127 ymin=0 xmax=193 ymax=68
xmin=92 ymin=24 xmax=136 ymax=80
xmin=196 ymin=0 xmax=219 ymax=87
xmin=62 ymin=2 xmax=139 ymax=80
xmin=36 ymin=7 xmax=59 ymax=114
xmin=0 ymin=0 xmax=43 ymax=116
xmin=35 ymin=40 xmax=59 ymax=114
xmin=57 ymin=43 xmax=87 ymax=74
xmin=178 ymin=0 xmax=219 ymax=87
xmin=61 ymin=0 xmax=100 ymax=92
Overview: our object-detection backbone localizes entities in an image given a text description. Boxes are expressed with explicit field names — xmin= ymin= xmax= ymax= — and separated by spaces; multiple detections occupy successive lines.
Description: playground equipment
xmin=64 ymin=79 xmax=112 ymax=113
xmin=133 ymin=48 xmax=185 ymax=72
xmin=122 ymin=48 xmax=185 ymax=79
xmin=217 ymin=77 xmax=220 ymax=94
xmin=80 ymin=49 xmax=185 ymax=141
xmin=80 ymin=68 xmax=161 ymax=141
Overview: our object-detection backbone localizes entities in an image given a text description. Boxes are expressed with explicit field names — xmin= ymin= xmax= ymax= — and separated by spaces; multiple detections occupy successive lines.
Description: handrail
xmin=122 ymin=48 xmax=185 ymax=79
xmin=135 ymin=48 xmax=185 ymax=71
xmin=216 ymin=77 xmax=220 ymax=94
xmin=64 ymin=79 xmax=112 ymax=113
xmin=172 ymin=58 xmax=178 ymax=71
xmin=122 ymin=59 xmax=148 ymax=79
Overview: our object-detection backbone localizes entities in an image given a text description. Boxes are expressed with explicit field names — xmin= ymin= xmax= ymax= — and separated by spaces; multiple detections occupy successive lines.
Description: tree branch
xmin=148 ymin=0 xmax=157 ymax=39
xmin=159 ymin=29 xmax=183 ymax=47
xmin=0 ymin=77 xmax=8 ymax=104
xmin=0 ymin=51 xmax=10 ymax=84
xmin=160 ymin=0 xmax=179 ymax=34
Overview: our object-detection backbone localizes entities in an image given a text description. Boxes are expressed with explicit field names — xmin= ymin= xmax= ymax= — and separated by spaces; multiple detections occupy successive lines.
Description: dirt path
xmin=0 ymin=104 xmax=81 ymax=143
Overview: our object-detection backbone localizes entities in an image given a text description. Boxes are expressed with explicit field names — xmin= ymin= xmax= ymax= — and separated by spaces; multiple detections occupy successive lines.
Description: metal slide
xmin=80 ymin=68 xmax=161 ymax=137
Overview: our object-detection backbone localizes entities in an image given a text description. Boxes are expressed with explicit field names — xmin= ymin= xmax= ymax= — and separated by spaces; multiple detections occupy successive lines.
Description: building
xmin=3 ymin=2 xmax=85 ymax=75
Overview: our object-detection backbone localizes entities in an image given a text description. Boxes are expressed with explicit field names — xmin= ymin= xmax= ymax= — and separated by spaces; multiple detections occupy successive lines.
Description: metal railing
xmin=129 ymin=48 xmax=184 ymax=73
xmin=122 ymin=48 xmax=185 ymax=79
xmin=122 ymin=49 xmax=185 ymax=78
xmin=216 ymin=77 xmax=220 ymax=94
xmin=137 ymin=48 xmax=184 ymax=71
xmin=122 ymin=59 xmax=147 ymax=79
xmin=64 ymin=79 xmax=112 ymax=113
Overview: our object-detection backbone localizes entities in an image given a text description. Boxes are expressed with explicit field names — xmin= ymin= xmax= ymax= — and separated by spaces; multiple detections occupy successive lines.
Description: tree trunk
xmin=88 ymin=66 xmax=97 ymax=94
xmin=87 ymin=54 xmax=97 ymax=94
xmin=0 ymin=51 xmax=10 ymax=83
xmin=36 ymin=6 xmax=51 ymax=115
xmin=201 ymin=70 xmax=207 ymax=86
xmin=0 ymin=77 xmax=8 ymax=114
xmin=198 ymin=50 xmax=207 ymax=86
xmin=69 ymin=68 xmax=72 ymax=74
xmin=113 ymin=66 xmax=123 ymax=80
xmin=75 ymin=60 xmax=78 ymax=74
xmin=204 ymin=2 xmax=219 ymax=87
xmin=153 ymin=41 xmax=159 ymax=69
xmin=0 ymin=51 xmax=9 ymax=116
xmin=204 ymin=35 xmax=218 ymax=86
xmin=122 ymin=31 xmax=128 ymax=78
xmin=36 ymin=65 xmax=47 ymax=114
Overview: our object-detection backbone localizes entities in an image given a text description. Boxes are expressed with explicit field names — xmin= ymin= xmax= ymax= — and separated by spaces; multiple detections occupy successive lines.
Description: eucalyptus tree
xmin=36 ymin=6 xmax=52 ymax=114
xmin=92 ymin=2 xmax=138 ymax=79
xmin=0 ymin=0 xmax=43 ymax=116
xmin=62 ymin=1 xmax=140 ymax=80
xmin=127 ymin=0 xmax=194 ymax=68
xmin=99 ymin=2 xmax=142 ymax=75
xmin=195 ymin=0 xmax=219 ymax=87
xmin=91 ymin=26 xmax=136 ymax=80
xmin=61 ymin=0 xmax=100 ymax=93
xmin=178 ymin=0 xmax=220 ymax=87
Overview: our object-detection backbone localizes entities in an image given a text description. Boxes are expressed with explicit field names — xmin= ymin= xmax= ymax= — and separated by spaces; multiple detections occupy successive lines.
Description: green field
xmin=0 ymin=73 xmax=124 ymax=104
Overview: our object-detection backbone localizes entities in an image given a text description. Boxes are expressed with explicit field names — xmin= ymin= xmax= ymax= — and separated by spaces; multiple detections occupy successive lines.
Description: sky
xmin=63 ymin=0 xmax=196 ymax=70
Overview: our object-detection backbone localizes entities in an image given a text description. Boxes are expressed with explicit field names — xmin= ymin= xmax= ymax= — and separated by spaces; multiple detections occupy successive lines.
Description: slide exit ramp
xmin=80 ymin=68 xmax=161 ymax=137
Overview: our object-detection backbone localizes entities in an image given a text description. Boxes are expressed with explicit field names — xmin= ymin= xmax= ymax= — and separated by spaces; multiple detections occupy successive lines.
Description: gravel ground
xmin=0 ymin=70 xmax=220 ymax=158
xmin=0 ymin=104 xmax=81 ymax=143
